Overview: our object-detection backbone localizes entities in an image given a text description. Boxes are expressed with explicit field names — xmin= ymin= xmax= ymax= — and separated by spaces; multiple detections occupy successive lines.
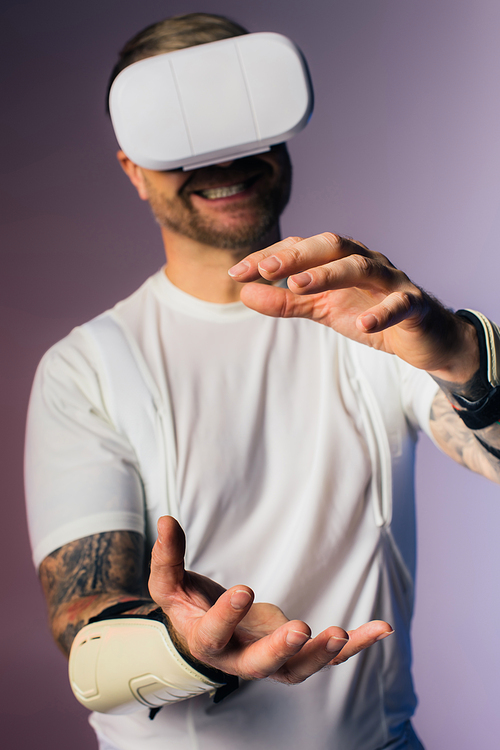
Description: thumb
xmin=149 ymin=516 xmax=186 ymax=606
xmin=240 ymin=283 xmax=315 ymax=320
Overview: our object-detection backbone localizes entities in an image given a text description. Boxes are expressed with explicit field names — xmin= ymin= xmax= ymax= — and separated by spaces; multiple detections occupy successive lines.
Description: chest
xmin=141 ymin=314 xmax=372 ymax=576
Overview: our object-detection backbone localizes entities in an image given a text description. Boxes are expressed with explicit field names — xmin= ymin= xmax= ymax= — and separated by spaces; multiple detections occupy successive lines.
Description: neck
xmin=161 ymin=224 xmax=281 ymax=303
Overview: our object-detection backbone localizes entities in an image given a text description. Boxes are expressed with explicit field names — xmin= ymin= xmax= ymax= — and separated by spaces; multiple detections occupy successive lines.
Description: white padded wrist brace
xmin=69 ymin=617 xmax=224 ymax=714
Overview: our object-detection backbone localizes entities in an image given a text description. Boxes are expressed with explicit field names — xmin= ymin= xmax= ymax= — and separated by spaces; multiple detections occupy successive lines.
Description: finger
xmin=356 ymin=291 xmax=421 ymax=333
xmin=256 ymin=234 xmax=342 ymax=280
xmin=287 ymin=254 xmax=407 ymax=296
xmin=148 ymin=516 xmax=187 ymax=606
xmin=228 ymin=233 xmax=368 ymax=282
xmin=228 ymin=236 xmax=304 ymax=281
xmin=240 ymin=282 xmax=318 ymax=319
xmin=272 ymin=626 xmax=350 ymax=684
xmin=235 ymin=620 xmax=312 ymax=681
xmin=189 ymin=585 xmax=255 ymax=659
xmin=330 ymin=620 xmax=394 ymax=666
xmin=255 ymin=233 xmax=365 ymax=281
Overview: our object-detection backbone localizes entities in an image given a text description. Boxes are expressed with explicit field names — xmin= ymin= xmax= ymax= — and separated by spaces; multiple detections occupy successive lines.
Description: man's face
xmin=140 ymin=145 xmax=292 ymax=250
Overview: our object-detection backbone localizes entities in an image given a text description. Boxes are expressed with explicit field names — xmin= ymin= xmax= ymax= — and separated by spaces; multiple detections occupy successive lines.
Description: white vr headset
xmin=109 ymin=32 xmax=313 ymax=171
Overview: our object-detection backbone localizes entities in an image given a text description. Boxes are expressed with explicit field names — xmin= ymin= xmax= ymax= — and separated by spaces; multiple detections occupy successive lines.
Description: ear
xmin=116 ymin=151 xmax=149 ymax=201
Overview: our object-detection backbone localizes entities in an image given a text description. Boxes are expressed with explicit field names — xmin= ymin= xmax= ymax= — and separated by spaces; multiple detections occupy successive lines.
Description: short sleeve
xmin=25 ymin=327 xmax=145 ymax=569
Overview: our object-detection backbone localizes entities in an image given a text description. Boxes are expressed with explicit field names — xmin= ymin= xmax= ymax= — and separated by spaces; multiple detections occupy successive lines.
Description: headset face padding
xmin=109 ymin=32 xmax=314 ymax=171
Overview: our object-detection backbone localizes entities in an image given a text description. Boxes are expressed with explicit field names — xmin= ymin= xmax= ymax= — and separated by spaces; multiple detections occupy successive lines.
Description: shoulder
xmin=34 ymin=324 xmax=108 ymax=410
xmin=35 ymin=270 xmax=163 ymax=393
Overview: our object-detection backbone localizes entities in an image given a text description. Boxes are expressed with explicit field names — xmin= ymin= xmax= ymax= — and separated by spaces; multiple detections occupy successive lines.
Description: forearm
xmin=40 ymin=529 xmax=238 ymax=714
xmin=39 ymin=530 xmax=149 ymax=657
xmin=48 ymin=595 xmax=157 ymax=657
xmin=429 ymin=389 xmax=500 ymax=482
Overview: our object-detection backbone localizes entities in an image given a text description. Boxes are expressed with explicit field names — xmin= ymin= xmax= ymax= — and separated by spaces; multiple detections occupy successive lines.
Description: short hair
xmin=106 ymin=12 xmax=249 ymax=112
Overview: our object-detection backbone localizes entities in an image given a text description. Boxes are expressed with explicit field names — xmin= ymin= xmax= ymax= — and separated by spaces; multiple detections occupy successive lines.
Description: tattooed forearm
xmin=40 ymin=531 xmax=146 ymax=604
xmin=39 ymin=530 xmax=153 ymax=656
xmin=429 ymin=389 xmax=500 ymax=483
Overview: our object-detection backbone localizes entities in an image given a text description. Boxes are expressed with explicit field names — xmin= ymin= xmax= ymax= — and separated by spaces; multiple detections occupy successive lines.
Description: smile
xmin=195 ymin=177 xmax=257 ymax=200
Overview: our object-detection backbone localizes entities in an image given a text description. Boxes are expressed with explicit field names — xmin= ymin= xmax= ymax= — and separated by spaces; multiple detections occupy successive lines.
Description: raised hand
xmin=229 ymin=233 xmax=478 ymax=383
xmin=148 ymin=516 xmax=393 ymax=684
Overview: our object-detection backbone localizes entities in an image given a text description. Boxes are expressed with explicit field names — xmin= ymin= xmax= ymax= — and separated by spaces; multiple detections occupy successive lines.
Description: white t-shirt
xmin=25 ymin=269 xmax=439 ymax=750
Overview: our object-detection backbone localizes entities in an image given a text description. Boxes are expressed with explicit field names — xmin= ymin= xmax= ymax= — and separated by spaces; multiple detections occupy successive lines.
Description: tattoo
xmin=39 ymin=531 xmax=149 ymax=656
xmin=429 ymin=389 xmax=500 ymax=483
xmin=432 ymin=368 xmax=489 ymax=403
xmin=475 ymin=435 xmax=500 ymax=461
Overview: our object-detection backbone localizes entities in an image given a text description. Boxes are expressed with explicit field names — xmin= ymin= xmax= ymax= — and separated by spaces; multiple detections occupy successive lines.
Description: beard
xmin=144 ymin=150 xmax=292 ymax=250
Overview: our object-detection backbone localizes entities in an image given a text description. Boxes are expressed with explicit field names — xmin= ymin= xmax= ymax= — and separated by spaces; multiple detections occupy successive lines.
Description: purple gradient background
xmin=2 ymin=1 xmax=500 ymax=747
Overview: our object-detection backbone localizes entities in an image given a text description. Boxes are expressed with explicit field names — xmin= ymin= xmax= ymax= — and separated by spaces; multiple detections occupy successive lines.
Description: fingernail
xmin=326 ymin=635 xmax=349 ymax=653
xmin=360 ymin=313 xmax=378 ymax=331
xmin=258 ymin=256 xmax=281 ymax=274
xmin=228 ymin=260 xmax=250 ymax=277
xmin=230 ymin=590 xmax=252 ymax=610
xmin=290 ymin=272 xmax=312 ymax=288
xmin=286 ymin=629 xmax=310 ymax=647
xmin=376 ymin=630 xmax=395 ymax=642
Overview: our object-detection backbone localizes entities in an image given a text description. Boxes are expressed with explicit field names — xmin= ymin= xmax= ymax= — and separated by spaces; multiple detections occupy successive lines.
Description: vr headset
xmin=109 ymin=32 xmax=314 ymax=171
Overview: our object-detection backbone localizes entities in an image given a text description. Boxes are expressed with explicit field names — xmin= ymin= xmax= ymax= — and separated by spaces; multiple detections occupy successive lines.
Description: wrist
xmin=433 ymin=310 xmax=500 ymax=430
xmin=428 ymin=312 xmax=480 ymax=388
xmin=88 ymin=599 xmax=157 ymax=620
xmin=146 ymin=608 xmax=238 ymax=701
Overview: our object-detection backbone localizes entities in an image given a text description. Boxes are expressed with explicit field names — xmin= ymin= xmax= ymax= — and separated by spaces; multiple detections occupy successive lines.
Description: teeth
xmin=198 ymin=182 xmax=247 ymax=200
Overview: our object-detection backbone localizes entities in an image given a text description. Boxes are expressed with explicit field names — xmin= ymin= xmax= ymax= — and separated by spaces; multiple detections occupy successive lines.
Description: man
xmin=25 ymin=12 xmax=500 ymax=750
